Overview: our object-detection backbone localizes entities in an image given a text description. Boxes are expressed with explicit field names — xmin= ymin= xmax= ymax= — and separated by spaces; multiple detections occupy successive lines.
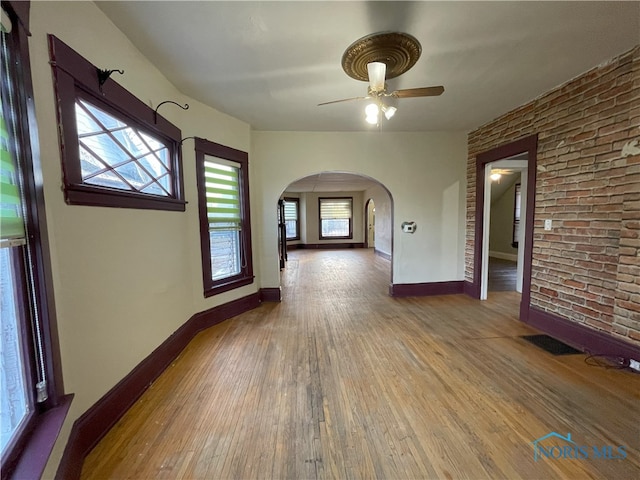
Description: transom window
xmin=49 ymin=35 xmax=185 ymax=211
xmin=75 ymin=98 xmax=173 ymax=196
xmin=283 ymin=197 xmax=300 ymax=240
xmin=319 ymin=197 xmax=353 ymax=239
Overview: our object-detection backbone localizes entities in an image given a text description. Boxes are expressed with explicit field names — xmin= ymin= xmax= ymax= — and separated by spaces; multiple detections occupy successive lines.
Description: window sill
xmin=9 ymin=394 xmax=73 ymax=480
xmin=65 ymin=185 xmax=186 ymax=211
xmin=204 ymin=276 xmax=254 ymax=298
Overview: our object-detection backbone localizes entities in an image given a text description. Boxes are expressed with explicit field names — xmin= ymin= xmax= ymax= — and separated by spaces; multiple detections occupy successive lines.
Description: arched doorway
xmin=365 ymin=198 xmax=375 ymax=249
xmin=277 ymin=171 xmax=394 ymax=295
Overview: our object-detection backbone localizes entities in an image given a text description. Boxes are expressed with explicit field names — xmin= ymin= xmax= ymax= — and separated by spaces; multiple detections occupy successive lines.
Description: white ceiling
xmin=97 ymin=1 xmax=639 ymax=134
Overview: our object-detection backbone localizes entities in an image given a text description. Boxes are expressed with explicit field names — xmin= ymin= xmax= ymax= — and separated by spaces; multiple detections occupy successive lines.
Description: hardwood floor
xmin=488 ymin=257 xmax=517 ymax=292
xmin=81 ymin=250 xmax=640 ymax=479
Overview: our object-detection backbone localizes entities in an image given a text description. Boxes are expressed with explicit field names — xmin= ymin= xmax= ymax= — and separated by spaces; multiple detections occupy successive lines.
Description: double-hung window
xmin=48 ymin=35 xmax=185 ymax=211
xmin=1 ymin=2 xmax=67 ymax=477
xmin=195 ymin=138 xmax=253 ymax=296
xmin=319 ymin=197 xmax=353 ymax=239
xmin=283 ymin=197 xmax=300 ymax=240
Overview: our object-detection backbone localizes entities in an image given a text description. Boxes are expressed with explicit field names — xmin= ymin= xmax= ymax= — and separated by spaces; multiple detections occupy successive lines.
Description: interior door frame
xmin=473 ymin=135 xmax=538 ymax=322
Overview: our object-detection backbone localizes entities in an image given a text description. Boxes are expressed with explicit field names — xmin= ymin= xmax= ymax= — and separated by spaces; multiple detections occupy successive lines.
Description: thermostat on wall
xmin=401 ymin=221 xmax=417 ymax=233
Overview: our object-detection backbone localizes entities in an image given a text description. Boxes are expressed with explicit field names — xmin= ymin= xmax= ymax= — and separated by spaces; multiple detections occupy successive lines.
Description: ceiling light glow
xmin=365 ymin=103 xmax=379 ymax=116
xmin=383 ymin=106 xmax=397 ymax=119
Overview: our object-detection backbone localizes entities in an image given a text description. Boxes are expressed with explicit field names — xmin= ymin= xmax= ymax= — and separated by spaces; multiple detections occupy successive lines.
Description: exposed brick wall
xmin=467 ymin=45 xmax=640 ymax=347
xmin=614 ymin=148 xmax=640 ymax=342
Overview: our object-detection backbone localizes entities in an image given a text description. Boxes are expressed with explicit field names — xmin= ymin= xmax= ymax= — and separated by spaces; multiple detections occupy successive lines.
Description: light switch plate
xmin=544 ymin=219 xmax=552 ymax=231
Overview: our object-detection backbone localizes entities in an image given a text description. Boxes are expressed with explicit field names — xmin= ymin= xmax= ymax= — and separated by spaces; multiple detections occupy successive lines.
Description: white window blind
xmin=204 ymin=157 xmax=241 ymax=280
xmin=320 ymin=199 xmax=352 ymax=220
xmin=284 ymin=199 xmax=298 ymax=239
xmin=284 ymin=200 xmax=297 ymax=221
xmin=204 ymin=158 xmax=240 ymax=228
xmin=0 ymin=101 xmax=25 ymax=247
xmin=320 ymin=198 xmax=352 ymax=238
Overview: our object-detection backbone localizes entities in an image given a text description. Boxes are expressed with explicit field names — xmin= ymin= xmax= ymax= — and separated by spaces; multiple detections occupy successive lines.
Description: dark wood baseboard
xmin=374 ymin=249 xmax=391 ymax=261
xmin=463 ymin=280 xmax=479 ymax=298
xmin=390 ymin=281 xmax=465 ymax=297
xmin=55 ymin=293 xmax=261 ymax=480
xmin=259 ymin=287 xmax=281 ymax=302
xmin=289 ymin=243 xmax=365 ymax=249
xmin=527 ymin=307 xmax=640 ymax=361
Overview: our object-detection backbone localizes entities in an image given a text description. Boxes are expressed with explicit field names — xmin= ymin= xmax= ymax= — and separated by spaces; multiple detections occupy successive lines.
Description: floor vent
xmin=521 ymin=334 xmax=582 ymax=356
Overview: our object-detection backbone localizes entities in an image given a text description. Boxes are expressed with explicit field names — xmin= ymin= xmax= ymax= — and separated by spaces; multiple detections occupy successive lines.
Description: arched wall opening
xmin=275 ymin=171 xmax=394 ymax=297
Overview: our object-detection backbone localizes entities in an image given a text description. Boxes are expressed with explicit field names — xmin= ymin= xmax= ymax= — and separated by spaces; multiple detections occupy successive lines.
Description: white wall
xmin=251 ymin=131 xmax=468 ymax=288
xmin=28 ymin=2 xmax=255 ymax=477
xmin=299 ymin=191 xmax=365 ymax=244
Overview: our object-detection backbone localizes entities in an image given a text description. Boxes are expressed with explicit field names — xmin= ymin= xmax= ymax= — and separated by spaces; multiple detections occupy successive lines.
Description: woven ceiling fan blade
xmin=367 ymin=62 xmax=386 ymax=92
xmin=317 ymin=96 xmax=368 ymax=106
xmin=392 ymin=86 xmax=444 ymax=98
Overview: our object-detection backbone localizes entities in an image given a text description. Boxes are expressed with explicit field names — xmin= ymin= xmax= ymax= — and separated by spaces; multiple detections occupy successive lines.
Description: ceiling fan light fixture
xmin=367 ymin=62 xmax=386 ymax=92
xmin=383 ymin=105 xmax=397 ymax=119
xmin=365 ymin=103 xmax=379 ymax=116
xmin=365 ymin=114 xmax=378 ymax=125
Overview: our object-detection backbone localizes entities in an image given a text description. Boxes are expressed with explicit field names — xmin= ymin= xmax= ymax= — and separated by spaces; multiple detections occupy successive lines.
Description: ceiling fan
xmin=318 ymin=32 xmax=444 ymax=124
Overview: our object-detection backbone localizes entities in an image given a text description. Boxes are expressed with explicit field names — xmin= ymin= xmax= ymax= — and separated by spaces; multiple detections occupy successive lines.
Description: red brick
xmin=563 ymin=279 xmax=586 ymax=290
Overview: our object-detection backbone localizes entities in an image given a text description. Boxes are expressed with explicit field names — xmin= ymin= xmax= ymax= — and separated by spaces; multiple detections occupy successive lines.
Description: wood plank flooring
xmin=81 ymin=249 xmax=640 ymax=479
xmin=488 ymin=257 xmax=517 ymax=292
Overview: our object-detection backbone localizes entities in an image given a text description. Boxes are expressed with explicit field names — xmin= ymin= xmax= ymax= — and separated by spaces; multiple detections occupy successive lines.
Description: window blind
xmin=284 ymin=200 xmax=297 ymax=220
xmin=0 ymin=99 xmax=26 ymax=246
xmin=204 ymin=158 xmax=241 ymax=230
xmin=320 ymin=199 xmax=352 ymax=219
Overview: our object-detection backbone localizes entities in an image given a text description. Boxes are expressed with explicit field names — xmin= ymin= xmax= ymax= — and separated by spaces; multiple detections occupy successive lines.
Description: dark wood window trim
xmin=1 ymin=2 xmax=70 ymax=478
xmin=48 ymin=35 xmax=185 ymax=211
xmin=283 ymin=197 xmax=300 ymax=241
xmin=194 ymin=138 xmax=254 ymax=297
xmin=319 ymin=197 xmax=353 ymax=240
